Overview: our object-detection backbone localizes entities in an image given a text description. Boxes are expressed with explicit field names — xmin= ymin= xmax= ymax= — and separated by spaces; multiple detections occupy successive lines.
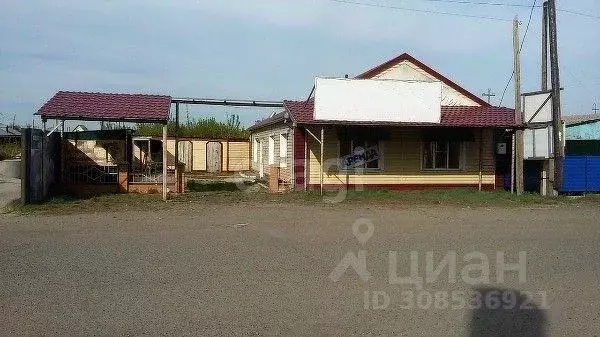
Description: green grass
xmin=3 ymin=193 xmax=170 ymax=215
xmin=5 ymin=188 xmax=600 ymax=215
xmin=186 ymin=179 xmax=256 ymax=192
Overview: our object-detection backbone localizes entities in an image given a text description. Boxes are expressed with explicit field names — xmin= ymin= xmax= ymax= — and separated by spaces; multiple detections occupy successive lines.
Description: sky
xmin=1 ymin=0 xmax=599 ymax=127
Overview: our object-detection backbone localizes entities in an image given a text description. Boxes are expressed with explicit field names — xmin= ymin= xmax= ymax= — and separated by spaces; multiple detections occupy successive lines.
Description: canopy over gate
xmin=35 ymin=91 xmax=172 ymax=200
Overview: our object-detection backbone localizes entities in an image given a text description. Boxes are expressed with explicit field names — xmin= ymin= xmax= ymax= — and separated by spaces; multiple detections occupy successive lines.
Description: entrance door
xmin=206 ymin=142 xmax=222 ymax=173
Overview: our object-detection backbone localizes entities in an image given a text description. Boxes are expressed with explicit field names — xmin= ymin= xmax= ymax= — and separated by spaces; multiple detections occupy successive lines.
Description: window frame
xmin=279 ymin=133 xmax=288 ymax=167
xmin=337 ymin=139 xmax=384 ymax=172
xmin=253 ymin=137 xmax=259 ymax=162
xmin=268 ymin=136 xmax=275 ymax=165
xmin=420 ymin=140 xmax=465 ymax=171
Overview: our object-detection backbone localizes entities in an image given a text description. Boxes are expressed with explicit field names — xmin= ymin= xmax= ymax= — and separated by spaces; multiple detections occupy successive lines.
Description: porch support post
xmin=175 ymin=103 xmax=180 ymax=192
xmin=478 ymin=129 xmax=483 ymax=191
xmin=320 ymin=127 xmax=324 ymax=195
xmin=162 ymin=123 xmax=168 ymax=201
xmin=511 ymin=132 xmax=516 ymax=194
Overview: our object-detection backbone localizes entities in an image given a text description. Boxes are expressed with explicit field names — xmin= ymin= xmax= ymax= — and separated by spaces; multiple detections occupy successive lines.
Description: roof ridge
xmin=58 ymin=90 xmax=171 ymax=98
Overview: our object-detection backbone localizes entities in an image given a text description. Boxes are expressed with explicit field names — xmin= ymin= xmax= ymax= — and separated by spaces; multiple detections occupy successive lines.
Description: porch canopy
xmin=35 ymin=91 xmax=172 ymax=200
xmin=36 ymin=91 xmax=171 ymax=123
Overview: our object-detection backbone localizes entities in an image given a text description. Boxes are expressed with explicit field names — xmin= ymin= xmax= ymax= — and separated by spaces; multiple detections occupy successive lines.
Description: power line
xmin=498 ymin=0 xmax=537 ymax=107
xmin=401 ymin=0 xmax=534 ymax=8
xmin=558 ymin=8 xmax=600 ymax=20
xmin=392 ymin=0 xmax=600 ymax=19
xmin=327 ymin=0 xmax=512 ymax=21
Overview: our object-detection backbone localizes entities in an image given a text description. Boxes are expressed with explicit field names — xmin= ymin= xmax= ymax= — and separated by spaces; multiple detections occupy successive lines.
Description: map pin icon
xmin=352 ymin=218 xmax=374 ymax=245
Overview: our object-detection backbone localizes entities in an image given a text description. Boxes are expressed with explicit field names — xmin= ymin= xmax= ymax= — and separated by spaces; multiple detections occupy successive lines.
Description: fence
xmin=561 ymin=156 xmax=600 ymax=193
xmin=21 ymin=128 xmax=61 ymax=203
xmin=64 ymin=163 xmax=118 ymax=184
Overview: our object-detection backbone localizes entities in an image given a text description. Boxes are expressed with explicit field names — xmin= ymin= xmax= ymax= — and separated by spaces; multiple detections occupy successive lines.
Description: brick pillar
xmin=117 ymin=163 xmax=129 ymax=193
xmin=269 ymin=165 xmax=280 ymax=193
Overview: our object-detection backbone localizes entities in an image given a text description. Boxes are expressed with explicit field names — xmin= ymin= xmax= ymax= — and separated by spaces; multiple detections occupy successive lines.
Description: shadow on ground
xmin=469 ymin=287 xmax=547 ymax=337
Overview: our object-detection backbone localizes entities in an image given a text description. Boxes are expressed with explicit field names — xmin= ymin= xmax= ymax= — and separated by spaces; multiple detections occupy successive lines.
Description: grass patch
xmin=5 ymin=188 xmax=600 ymax=215
xmin=186 ymin=179 xmax=256 ymax=192
xmin=4 ymin=193 xmax=169 ymax=215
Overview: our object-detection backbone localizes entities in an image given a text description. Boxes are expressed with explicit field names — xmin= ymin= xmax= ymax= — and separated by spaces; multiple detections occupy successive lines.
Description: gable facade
xmin=370 ymin=60 xmax=481 ymax=107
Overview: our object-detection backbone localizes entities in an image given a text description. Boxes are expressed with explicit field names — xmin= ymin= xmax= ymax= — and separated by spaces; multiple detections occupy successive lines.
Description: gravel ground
xmin=0 ymin=178 xmax=19 ymax=208
xmin=1 ymin=202 xmax=599 ymax=336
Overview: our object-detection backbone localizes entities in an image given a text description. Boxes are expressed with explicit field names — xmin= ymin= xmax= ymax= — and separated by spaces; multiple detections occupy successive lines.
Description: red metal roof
xmin=284 ymin=100 xmax=516 ymax=128
xmin=37 ymin=91 xmax=172 ymax=122
xmin=356 ymin=53 xmax=491 ymax=107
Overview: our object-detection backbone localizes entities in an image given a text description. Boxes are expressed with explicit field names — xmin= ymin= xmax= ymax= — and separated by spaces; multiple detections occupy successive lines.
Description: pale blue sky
xmin=1 ymin=0 xmax=599 ymax=126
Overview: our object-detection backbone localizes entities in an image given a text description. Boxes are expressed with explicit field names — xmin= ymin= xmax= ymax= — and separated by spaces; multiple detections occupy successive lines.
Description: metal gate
xmin=206 ymin=141 xmax=222 ymax=173
xmin=21 ymin=128 xmax=61 ymax=203
xmin=561 ymin=156 xmax=600 ymax=193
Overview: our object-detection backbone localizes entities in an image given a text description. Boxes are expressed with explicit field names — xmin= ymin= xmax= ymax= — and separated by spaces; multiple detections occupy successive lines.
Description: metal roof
xmin=563 ymin=114 xmax=600 ymax=126
xmin=282 ymin=100 xmax=517 ymax=128
xmin=36 ymin=91 xmax=171 ymax=123
xmin=0 ymin=124 xmax=21 ymax=137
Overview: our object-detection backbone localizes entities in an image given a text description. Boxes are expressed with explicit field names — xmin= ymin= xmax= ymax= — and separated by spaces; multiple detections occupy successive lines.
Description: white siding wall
xmin=250 ymin=125 xmax=293 ymax=182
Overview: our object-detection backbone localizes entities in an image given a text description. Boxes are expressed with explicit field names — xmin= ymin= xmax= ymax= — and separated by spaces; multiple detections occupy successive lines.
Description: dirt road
xmin=1 ymin=202 xmax=599 ymax=336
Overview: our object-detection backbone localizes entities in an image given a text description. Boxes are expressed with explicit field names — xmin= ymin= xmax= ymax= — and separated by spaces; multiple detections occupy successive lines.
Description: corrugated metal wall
xmin=561 ymin=156 xmax=600 ymax=193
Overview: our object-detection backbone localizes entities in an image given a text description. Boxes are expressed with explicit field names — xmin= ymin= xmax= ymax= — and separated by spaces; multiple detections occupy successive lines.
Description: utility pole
xmin=541 ymin=0 xmax=552 ymax=196
xmin=542 ymin=1 xmax=549 ymax=90
xmin=593 ymin=103 xmax=599 ymax=114
xmin=548 ymin=0 xmax=563 ymax=191
xmin=482 ymin=88 xmax=496 ymax=104
xmin=514 ymin=17 xmax=524 ymax=195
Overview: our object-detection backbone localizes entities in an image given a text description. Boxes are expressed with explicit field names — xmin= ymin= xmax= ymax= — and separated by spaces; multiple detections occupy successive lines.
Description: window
xmin=339 ymin=140 xmax=382 ymax=170
xmin=268 ymin=136 xmax=275 ymax=165
xmin=279 ymin=134 xmax=288 ymax=167
xmin=253 ymin=138 xmax=259 ymax=162
xmin=422 ymin=141 xmax=462 ymax=170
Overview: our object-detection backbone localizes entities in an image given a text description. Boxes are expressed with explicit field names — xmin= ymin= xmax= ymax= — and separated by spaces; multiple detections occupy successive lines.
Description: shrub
xmin=0 ymin=143 xmax=20 ymax=160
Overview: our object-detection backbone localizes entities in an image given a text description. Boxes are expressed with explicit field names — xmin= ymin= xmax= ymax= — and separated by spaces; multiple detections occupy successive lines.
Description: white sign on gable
xmin=314 ymin=77 xmax=442 ymax=123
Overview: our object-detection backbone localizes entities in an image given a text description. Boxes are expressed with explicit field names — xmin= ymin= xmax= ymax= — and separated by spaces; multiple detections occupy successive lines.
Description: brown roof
xmin=356 ymin=53 xmax=490 ymax=107
xmin=563 ymin=114 xmax=600 ymax=125
xmin=37 ymin=91 xmax=171 ymax=123
xmin=284 ymin=100 xmax=516 ymax=128
xmin=248 ymin=111 xmax=288 ymax=131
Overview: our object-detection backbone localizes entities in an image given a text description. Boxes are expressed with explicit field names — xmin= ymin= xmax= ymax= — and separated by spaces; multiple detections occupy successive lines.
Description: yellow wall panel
xmin=306 ymin=127 xmax=496 ymax=186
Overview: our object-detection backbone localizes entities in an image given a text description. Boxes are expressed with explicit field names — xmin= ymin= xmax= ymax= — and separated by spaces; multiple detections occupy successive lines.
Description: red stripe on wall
xmin=293 ymin=127 xmax=306 ymax=189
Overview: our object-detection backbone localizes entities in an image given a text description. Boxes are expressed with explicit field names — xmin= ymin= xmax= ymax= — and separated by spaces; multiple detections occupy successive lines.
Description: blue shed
xmin=562 ymin=114 xmax=600 ymax=193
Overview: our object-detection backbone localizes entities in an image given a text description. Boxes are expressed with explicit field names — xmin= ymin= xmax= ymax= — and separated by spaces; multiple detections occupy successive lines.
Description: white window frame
xmin=253 ymin=137 xmax=259 ymax=162
xmin=279 ymin=133 xmax=288 ymax=167
xmin=420 ymin=140 xmax=465 ymax=171
xmin=337 ymin=139 xmax=384 ymax=172
xmin=268 ymin=136 xmax=275 ymax=165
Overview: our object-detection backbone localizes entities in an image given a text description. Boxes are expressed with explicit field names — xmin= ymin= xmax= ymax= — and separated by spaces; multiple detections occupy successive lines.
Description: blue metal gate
xmin=561 ymin=156 xmax=600 ymax=193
